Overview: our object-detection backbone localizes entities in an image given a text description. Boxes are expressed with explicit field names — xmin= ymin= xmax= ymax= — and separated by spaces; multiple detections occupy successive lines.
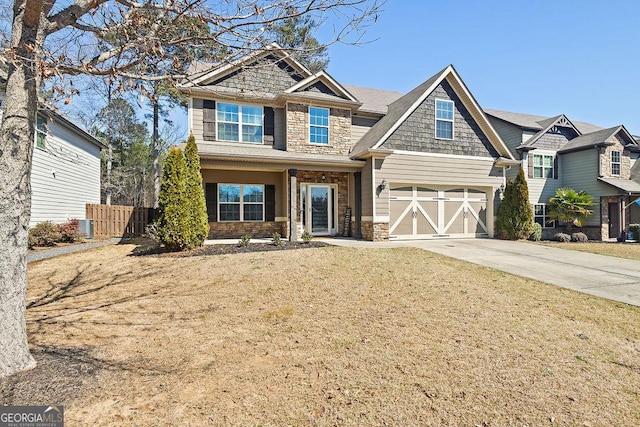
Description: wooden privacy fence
xmin=86 ymin=204 xmax=154 ymax=239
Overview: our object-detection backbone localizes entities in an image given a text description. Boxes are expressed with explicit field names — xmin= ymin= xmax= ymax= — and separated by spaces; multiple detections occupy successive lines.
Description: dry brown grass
xmin=535 ymin=241 xmax=640 ymax=261
xmin=7 ymin=241 xmax=640 ymax=425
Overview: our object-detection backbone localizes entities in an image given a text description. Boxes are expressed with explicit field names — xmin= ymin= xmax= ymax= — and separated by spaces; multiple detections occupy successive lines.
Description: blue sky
xmin=322 ymin=0 xmax=640 ymax=134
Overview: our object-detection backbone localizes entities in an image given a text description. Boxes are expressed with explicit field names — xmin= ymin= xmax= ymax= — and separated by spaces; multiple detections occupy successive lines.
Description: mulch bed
xmin=129 ymin=239 xmax=329 ymax=257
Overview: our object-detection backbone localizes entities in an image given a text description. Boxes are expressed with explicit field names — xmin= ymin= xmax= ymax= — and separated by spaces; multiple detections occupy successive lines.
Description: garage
xmin=389 ymin=185 xmax=488 ymax=239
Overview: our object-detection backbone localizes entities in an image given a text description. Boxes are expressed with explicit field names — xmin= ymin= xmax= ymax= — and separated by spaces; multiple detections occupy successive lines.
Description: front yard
xmin=2 ymin=241 xmax=639 ymax=425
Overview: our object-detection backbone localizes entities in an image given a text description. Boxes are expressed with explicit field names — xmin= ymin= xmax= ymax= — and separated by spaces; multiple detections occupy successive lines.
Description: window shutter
xmin=553 ymin=156 xmax=558 ymax=179
xmin=205 ymin=183 xmax=217 ymax=222
xmin=527 ymin=154 xmax=533 ymax=178
xmin=265 ymin=184 xmax=276 ymax=221
xmin=203 ymin=100 xmax=216 ymax=141
xmin=264 ymin=107 xmax=275 ymax=146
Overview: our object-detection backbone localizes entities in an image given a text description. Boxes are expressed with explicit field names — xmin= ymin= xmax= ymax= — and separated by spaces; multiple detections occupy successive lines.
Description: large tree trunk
xmin=0 ymin=0 xmax=44 ymax=377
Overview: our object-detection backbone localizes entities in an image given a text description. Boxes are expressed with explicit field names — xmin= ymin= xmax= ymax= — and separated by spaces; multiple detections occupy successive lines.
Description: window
xmin=309 ymin=107 xmax=329 ymax=144
xmin=218 ymin=184 xmax=264 ymax=221
xmin=534 ymin=204 xmax=555 ymax=228
xmin=216 ymin=103 xmax=263 ymax=143
xmin=611 ymin=150 xmax=621 ymax=175
xmin=36 ymin=115 xmax=47 ymax=150
xmin=533 ymin=154 xmax=554 ymax=179
xmin=435 ymin=99 xmax=454 ymax=139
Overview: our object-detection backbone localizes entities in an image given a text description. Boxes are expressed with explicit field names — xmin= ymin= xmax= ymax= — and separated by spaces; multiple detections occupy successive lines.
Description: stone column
xmin=289 ymin=169 xmax=298 ymax=241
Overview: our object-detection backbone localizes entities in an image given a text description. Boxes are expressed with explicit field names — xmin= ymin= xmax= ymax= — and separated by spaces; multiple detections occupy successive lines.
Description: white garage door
xmin=389 ymin=185 xmax=488 ymax=239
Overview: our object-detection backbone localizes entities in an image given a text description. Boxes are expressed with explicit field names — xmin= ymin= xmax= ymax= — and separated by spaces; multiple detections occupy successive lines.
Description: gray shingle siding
xmin=381 ymin=81 xmax=499 ymax=158
xmin=210 ymin=54 xmax=303 ymax=94
xmin=533 ymin=130 xmax=572 ymax=151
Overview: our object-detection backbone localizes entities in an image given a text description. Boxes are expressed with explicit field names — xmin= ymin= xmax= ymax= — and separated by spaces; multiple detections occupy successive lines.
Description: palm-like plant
xmin=548 ymin=188 xmax=596 ymax=233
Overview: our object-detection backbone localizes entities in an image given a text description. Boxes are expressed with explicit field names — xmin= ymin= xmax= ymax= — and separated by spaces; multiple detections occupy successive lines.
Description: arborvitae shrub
xmin=184 ymin=133 xmax=209 ymax=247
xmin=496 ymin=168 xmax=534 ymax=240
xmin=155 ymin=147 xmax=190 ymax=251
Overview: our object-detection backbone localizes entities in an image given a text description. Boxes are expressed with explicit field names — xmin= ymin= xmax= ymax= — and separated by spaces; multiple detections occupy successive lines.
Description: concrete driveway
xmin=327 ymin=238 xmax=640 ymax=307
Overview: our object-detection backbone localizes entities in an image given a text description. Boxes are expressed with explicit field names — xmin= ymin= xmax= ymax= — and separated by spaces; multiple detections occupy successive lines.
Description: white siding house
xmin=0 ymin=71 xmax=105 ymax=227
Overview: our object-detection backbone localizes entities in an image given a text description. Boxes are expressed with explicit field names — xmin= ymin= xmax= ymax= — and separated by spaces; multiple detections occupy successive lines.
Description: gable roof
xmin=558 ymin=125 xmax=636 ymax=154
xmin=518 ymin=114 xmax=581 ymax=149
xmin=350 ymin=65 xmax=514 ymax=160
xmin=181 ymin=43 xmax=312 ymax=88
xmin=484 ymin=108 xmax=602 ymax=135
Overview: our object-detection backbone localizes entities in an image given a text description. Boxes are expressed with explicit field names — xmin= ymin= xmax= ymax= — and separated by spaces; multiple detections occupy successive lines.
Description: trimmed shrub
xmin=496 ymin=168 xmax=533 ymax=240
xmin=184 ymin=133 xmax=209 ymax=248
xmin=529 ymin=222 xmax=542 ymax=241
xmin=155 ymin=147 xmax=190 ymax=251
xmin=28 ymin=221 xmax=62 ymax=247
xmin=629 ymin=224 xmax=640 ymax=241
xmin=554 ymin=232 xmax=571 ymax=243
xmin=571 ymin=232 xmax=588 ymax=243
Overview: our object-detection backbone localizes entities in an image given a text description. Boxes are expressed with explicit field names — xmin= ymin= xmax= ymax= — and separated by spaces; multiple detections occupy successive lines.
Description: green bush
xmin=239 ymin=235 xmax=251 ymax=247
xmin=571 ymin=232 xmax=588 ymax=242
xmin=28 ymin=221 xmax=62 ymax=247
xmin=271 ymin=232 xmax=282 ymax=246
xmin=301 ymin=230 xmax=313 ymax=243
xmin=496 ymin=168 xmax=533 ymax=240
xmin=184 ymin=133 xmax=209 ymax=247
xmin=155 ymin=147 xmax=191 ymax=251
xmin=554 ymin=232 xmax=571 ymax=243
xmin=529 ymin=223 xmax=542 ymax=241
xmin=629 ymin=224 xmax=640 ymax=241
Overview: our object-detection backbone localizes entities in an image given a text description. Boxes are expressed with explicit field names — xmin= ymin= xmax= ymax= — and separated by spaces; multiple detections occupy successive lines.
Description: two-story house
xmin=0 ymin=69 xmax=105 ymax=227
xmin=179 ymin=44 xmax=517 ymax=241
xmin=486 ymin=110 xmax=640 ymax=240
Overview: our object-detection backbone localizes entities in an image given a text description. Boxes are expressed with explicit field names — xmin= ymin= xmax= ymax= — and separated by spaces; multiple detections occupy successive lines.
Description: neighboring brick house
xmin=485 ymin=110 xmax=640 ymax=240
xmin=179 ymin=44 xmax=518 ymax=241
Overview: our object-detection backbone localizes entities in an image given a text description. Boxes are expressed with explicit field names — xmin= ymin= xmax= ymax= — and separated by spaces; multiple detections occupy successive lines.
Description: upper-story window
xmin=533 ymin=154 xmax=554 ymax=178
xmin=309 ymin=106 xmax=329 ymax=144
xmin=217 ymin=102 xmax=263 ymax=143
xmin=611 ymin=150 xmax=621 ymax=175
xmin=36 ymin=115 xmax=48 ymax=150
xmin=435 ymin=99 xmax=454 ymax=139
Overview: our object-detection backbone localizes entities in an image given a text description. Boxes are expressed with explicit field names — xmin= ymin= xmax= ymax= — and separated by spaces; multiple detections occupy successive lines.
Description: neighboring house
xmin=485 ymin=109 xmax=640 ymax=240
xmin=179 ymin=44 xmax=517 ymax=241
xmin=0 ymin=70 xmax=105 ymax=227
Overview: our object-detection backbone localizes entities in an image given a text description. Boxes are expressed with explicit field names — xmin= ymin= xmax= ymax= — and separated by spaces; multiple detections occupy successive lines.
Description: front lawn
xmin=2 ymin=241 xmax=639 ymax=425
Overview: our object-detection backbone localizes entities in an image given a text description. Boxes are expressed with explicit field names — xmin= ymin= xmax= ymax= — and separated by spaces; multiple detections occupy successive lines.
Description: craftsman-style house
xmin=179 ymin=44 xmax=639 ymax=241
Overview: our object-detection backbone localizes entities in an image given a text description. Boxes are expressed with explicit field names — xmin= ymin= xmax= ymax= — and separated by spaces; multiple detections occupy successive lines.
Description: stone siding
xmin=286 ymin=103 xmax=352 ymax=155
xmin=382 ymin=80 xmax=499 ymax=158
xmin=361 ymin=221 xmax=389 ymax=241
xmin=210 ymin=54 xmax=303 ymax=94
xmin=296 ymin=171 xmax=350 ymax=236
xmin=208 ymin=221 xmax=286 ymax=239
xmin=600 ymin=135 xmax=631 ymax=179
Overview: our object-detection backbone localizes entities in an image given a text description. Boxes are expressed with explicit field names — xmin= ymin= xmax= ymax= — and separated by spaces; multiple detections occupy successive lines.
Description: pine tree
xmin=156 ymin=147 xmax=190 ymax=251
xmin=496 ymin=168 xmax=534 ymax=240
xmin=184 ymin=133 xmax=209 ymax=246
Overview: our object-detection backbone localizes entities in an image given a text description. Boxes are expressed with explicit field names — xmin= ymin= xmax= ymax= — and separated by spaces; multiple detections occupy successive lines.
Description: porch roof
xmin=598 ymin=177 xmax=640 ymax=194
xmin=196 ymin=142 xmax=365 ymax=168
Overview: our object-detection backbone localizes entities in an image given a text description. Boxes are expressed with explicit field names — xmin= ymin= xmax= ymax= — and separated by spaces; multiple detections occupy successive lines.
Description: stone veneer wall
xmin=361 ymin=221 xmax=389 ymax=242
xmin=296 ymin=171 xmax=350 ymax=237
xmin=600 ymin=135 xmax=631 ymax=179
xmin=208 ymin=221 xmax=286 ymax=239
xmin=286 ymin=103 xmax=352 ymax=155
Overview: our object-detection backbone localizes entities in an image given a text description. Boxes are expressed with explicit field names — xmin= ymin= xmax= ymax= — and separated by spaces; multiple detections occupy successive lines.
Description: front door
xmin=608 ymin=202 xmax=620 ymax=239
xmin=301 ymin=184 xmax=335 ymax=236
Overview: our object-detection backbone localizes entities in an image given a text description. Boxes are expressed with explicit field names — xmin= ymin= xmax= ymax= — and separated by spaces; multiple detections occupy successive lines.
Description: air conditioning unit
xmin=78 ymin=219 xmax=94 ymax=239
